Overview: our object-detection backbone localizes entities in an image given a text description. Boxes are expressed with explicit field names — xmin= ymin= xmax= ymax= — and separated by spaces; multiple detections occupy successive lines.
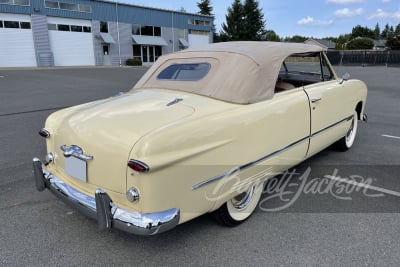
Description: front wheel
xmin=213 ymin=182 xmax=264 ymax=227
xmin=334 ymin=111 xmax=358 ymax=151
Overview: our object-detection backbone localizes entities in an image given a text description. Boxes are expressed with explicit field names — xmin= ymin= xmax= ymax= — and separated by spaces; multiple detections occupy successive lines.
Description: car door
xmin=304 ymin=55 xmax=354 ymax=158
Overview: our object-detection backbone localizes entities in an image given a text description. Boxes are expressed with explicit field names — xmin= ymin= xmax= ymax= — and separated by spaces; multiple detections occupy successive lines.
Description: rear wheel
xmin=213 ymin=182 xmax=264 ymax=227
xmin=334 ymin=111 xmax=358 ymax=151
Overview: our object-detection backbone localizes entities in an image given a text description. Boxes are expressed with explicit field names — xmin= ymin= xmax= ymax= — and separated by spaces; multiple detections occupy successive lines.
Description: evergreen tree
xmin=346 ymin=37 xmax=374 ymax=50
xmin=284 ymin=35 xmax=308 ymax=43
xmin=395 ymin=23 xmax=400 ymax=36
xmin=350 ymin=25 xmax=375 ymax=40
xmin=221 ymin=0 xmax=245 ymax=40
xmin=374 ymin=23 xmax=381 ymax=40
xmin=197 ymin=0 xmax=213 ymax=16
xmin=264 ymin=30 xmax=281 ymax=41
xmin=381 ymin=23 xmax=390 ymax=38
xmin=197 ymin=0 xmax=218 ymax=42
xmin=386 ymin=35 xmax=400 ymax=50
xmin=221 ymin=0 xmax=266 ymax=41
xmin=242 ymin=0 xmax=266 ymax=40
xmin=389 ymin=26 xmax=395 ymax=38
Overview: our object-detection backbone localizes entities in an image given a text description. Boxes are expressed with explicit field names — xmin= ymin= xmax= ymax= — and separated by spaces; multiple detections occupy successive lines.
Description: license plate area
xmin=65 ymin=156 xmax=87 ymax=183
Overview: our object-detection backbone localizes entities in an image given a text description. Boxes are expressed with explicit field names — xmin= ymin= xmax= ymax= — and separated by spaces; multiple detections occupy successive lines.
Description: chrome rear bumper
xmin=33 ymin=158 xmax=180 ymax=235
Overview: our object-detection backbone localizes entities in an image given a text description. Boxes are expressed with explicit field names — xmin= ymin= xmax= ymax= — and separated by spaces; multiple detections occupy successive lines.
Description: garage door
xmin=188 ymin=31 xmax=210 ymax=49
xmin=0 ymin=13 xmax=37 ymax=67
xmin=47 ymin=17 xmax=95 ymax=66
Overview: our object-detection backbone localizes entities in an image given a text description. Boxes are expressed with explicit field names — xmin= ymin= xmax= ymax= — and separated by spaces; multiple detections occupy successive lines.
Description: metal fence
xmin=327 ymin=50 xmax=400 ymax=67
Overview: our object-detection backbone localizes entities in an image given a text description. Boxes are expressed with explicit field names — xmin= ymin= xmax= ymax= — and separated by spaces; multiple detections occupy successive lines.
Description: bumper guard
xmin=33 ymin=158 xmax=180 ymax=235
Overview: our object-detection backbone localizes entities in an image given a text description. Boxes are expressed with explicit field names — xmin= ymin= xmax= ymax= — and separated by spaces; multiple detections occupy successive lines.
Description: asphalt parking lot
xmin=1 ymin=65 xmax=400 ymax=266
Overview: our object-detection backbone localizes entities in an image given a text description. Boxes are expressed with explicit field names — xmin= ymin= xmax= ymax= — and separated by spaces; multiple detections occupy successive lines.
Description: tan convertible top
xmin=134 ymin=41 xmax=326 ymax=104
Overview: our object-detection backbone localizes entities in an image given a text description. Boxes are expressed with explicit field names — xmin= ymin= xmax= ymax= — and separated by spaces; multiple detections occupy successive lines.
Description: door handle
xmin=311 ymin=98 xmax=322 ymax=103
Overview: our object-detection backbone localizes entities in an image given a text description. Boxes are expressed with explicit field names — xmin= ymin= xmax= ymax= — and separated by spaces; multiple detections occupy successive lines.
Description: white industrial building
xmin=0 ymin=0 xmax=213 ymax=67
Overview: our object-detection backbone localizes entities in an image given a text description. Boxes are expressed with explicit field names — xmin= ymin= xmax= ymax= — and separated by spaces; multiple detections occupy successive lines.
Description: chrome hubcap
xmin=346 ymin=117 xmax=355 ymax=143
xmin=231 ymin=186 xmax=255 ymax=210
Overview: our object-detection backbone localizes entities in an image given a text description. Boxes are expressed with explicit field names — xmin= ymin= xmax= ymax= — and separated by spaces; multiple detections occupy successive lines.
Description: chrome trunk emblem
xmin=167 ymin=98 xmax=183 ymax=106
xmin=60 ymin=145 xmax=94 ymax=161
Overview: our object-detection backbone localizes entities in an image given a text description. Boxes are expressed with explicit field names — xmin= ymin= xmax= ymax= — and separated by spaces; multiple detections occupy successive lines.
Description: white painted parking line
xmin=382 ymin=134 xmax=400 ymax=140
xmin=0 ymin=76 xmax=4 ymax=78
xmin=325 ymin=175 xmax=400 ymax=198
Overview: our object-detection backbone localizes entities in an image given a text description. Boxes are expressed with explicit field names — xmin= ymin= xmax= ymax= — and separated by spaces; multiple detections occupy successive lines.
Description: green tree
xmin=197 ymin=0 xmax=219 ymax=43
xmin=350 ymin=25 xmax=375 ymax=40
xmin=242 ymin=0 xmax=266 ymax=40
xmin=284 ymin=35 xmax=308 ymax=43
xmin=389 ymin=26 xmax=395 ymax=38
xmin=346 ymin=37 xmax=374 ymax=50
xmin=386 ymin=35 xmax=400 ymax=50
xmin=197 ymin=0 xmax=213 ymax=15
xmin=395 ymin=23 xmax=400 ymax=36
xmin=221 ymin=0 xmax=245 ymax=40
xmin=374 ymin=23 xmax=381 ymax=40
xmin=264 ymin=30 xmax=281 ymax=41
xmin=221 ymin=0 xmax=266 ymax=41
xmin=381 ymin=23 xmax=390 ymax=38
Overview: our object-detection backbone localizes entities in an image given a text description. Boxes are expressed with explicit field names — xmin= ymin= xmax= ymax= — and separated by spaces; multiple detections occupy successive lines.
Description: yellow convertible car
xmin=33 ymin=42 xmax=367 ymax=235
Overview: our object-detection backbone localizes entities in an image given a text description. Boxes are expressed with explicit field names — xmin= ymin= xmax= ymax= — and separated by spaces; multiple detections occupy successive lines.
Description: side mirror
xmin=339 ymin=73 xmax=350 ymax=84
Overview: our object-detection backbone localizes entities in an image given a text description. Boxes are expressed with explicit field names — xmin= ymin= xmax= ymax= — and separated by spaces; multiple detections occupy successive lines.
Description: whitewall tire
xmin=334 ymin=111 xmax=358 ymax=151
xmin=213 ymin=182 xmax=264 ymax=227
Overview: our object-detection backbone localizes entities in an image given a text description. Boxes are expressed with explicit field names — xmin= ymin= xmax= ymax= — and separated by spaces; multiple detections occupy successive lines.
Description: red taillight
xmin=128 ymin=160 xmax=150 ymax=173
xmin=39 ymin=129 xmax=50 ymax=138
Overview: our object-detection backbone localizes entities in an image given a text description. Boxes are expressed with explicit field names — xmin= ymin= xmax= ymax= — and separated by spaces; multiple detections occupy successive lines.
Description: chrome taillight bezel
xmin=39 ymin=129 xmax=50 ymax=138
xmin=128 ymin=160 xmax=150 ymax=173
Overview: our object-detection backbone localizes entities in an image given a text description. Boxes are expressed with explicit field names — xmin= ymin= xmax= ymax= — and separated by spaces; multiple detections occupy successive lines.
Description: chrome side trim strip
xmin=192 ymin=114 xmax=353 ymax=190
xmin=192 ymin=135 xmax=310 ymax=190
xmin=311 ymin=114 xmax=353 ymax=138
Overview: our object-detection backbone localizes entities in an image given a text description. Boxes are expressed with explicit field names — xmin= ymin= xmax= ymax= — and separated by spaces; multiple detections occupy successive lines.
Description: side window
xmin=320 ymin=55 xmax=334 ymax=81
xmin=275 ymin=52 xmax=334 ymax=93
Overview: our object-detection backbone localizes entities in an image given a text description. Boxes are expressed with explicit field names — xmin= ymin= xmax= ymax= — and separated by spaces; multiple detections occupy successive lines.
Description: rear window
xmin=157 ymin=63 xmax=211 ymax=81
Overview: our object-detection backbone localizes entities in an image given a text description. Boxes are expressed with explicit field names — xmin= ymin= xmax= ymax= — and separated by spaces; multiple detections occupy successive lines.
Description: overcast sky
xmin=126 ymin=0 xmax=400 ymax=38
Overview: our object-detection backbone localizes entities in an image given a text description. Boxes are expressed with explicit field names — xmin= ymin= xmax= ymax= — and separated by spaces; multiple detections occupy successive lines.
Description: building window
xmin=178 ymin=29 xmax=185 ymax=39
xmin=4 ymin=21 xmax=20 ymax=28
xmin=100 ymin=21 xmax=108 ymax=33
xmin=189 ymin=30 xmax=209 ymax=36
xmin=132 ymin=24 xmax=140 ymax=35
xmin=133 ymin=45 xmax=141 ymax=60
xmin=154 ymin=26 xmax=161 ymax=37
xmin=57 ymin=24 xmax=70 ymax=31
xmin=0 ymin=0 xmax=29 ymax=6
xmin=71 ymin=25 xmax=83 ymax=32
xmin=188 ymin=19 xmax=211 ymax=26
xmin=44 ymin=0 xmax=58 ymax=8
xmin=48 ymin=23 xmax=91 ymax=33
xmin=44 ymin=0 xmax=91 ymax=12
xmin=79 ymin=4 xmax=91 ymax=12
xmin=14 ymin=0 xmax=29 ymax=5
xmin=59 ymin=2 xmax=79 ymax=11
xmin=83 ymin=26 xmax=91 ymax=33
xmin=48 ymin=23 xmax=57 ymax=30
xmin=20 ymin=21 xmax=31 ymax=29
xmin=155 ymin=46 xmax=162 ymax=61
xmin=1 ymin=20 xmax=31 ymax=29
xmin=133 ymin=25 xmax=162 ymax=37
xmin=141 ymin=26 xmax=153 ymax=36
